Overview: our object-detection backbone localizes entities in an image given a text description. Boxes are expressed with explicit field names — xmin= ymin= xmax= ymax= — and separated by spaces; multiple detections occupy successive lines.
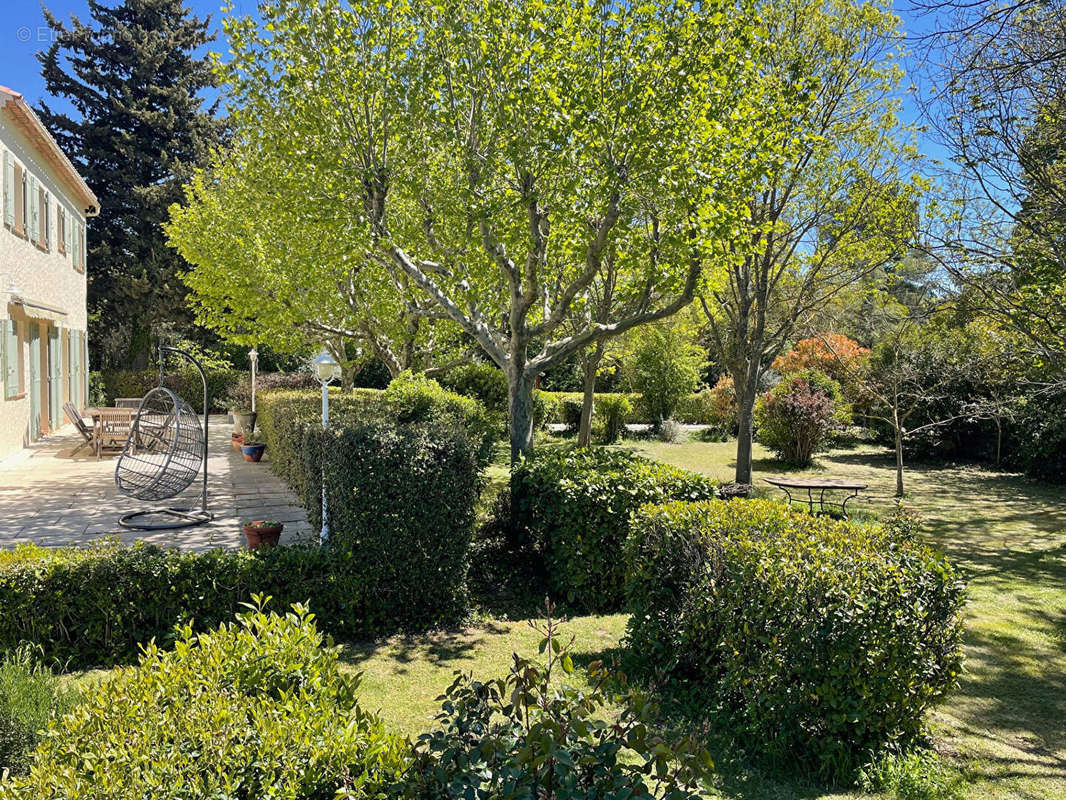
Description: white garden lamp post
xmin=311 ymin=349 xmax=341 ymax=543
xmin=249 ymin=346 xmax=259 ymax=412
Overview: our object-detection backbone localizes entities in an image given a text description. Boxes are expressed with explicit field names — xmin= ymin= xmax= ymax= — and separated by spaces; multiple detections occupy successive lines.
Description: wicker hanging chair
xmin=115 ymin=387 xmax=204 ymax=501
xmin=114 ymin=346 xmax=213 ymax=530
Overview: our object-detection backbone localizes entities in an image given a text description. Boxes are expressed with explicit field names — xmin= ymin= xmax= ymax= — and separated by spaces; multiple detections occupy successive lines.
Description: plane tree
xmin=218 ymin=0 xmax=793 ymax=461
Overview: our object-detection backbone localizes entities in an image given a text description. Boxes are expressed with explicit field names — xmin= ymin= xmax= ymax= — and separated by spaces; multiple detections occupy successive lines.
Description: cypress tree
xmin=36 ymin=0 xmax=223 ymax=369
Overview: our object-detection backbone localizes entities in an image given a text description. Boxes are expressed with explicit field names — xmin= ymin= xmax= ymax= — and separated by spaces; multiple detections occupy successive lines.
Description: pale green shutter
xmin=62 ymin=208 xmax=70 ymax=255
xmin=3 ymin=320 xmax=18 ymax=399
xmin=29 ymin=176 xmax=38 ymax=242
xmin=72 ymin=223 xmax=80 ymax=270
xmin=2 ymin=151 xmax=12 ymax=227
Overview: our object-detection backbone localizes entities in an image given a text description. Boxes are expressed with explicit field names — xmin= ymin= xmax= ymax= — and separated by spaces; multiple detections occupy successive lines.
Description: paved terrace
xmin=0 ymin=416 xmax=312 ymax=551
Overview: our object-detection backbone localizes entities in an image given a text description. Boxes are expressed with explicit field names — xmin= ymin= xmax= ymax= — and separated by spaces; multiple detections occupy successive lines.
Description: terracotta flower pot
xmin=231 ymin=433 xmax=244 ymax=451
xmin=241 ymin=442 xmax=266 ymax=462
xmin=243 ymin=521 xmax=283 ymax=549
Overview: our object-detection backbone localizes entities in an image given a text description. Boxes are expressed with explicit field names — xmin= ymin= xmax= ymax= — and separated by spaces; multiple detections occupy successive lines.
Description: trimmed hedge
xmin=257 ymin=377 xmax=491 ymax=630
xmin=3 ymin=603 xmax=407 ymax=798
xmin=536 ymin=391 xmax=720 ymax=425
xmin=102 ymin=368 xmax=244 ymax=413
xmin=0 ymin=542 xmax=349 ymax=668
xmin=624 ymin=499 xmax=966 ymax=781
xmin=510 ymin=449 xmax=717 ymax=611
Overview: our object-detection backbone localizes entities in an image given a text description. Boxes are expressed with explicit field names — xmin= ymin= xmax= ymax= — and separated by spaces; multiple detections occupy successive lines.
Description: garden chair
xmin=96 ymin=408 xmax=134 ymax=460
xmin=63 ymin=401 xmax=94 ymax=455
xmin=114 ymin=397 xmax=143 ymax=409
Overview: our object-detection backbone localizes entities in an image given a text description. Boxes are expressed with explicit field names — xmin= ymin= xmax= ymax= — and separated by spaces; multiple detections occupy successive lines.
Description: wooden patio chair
xmin=63 ymin=401 xmax=94 ymax=455
xmin=96 ymin=408 xmax=134 ymax=460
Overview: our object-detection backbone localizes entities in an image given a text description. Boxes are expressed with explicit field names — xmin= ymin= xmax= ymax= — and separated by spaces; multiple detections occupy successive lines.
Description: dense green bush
xmin=755 ymin=370 xmax=848 ymax=465
xmin=510 ymin=449 xmax=717 ymax=611
xmin=536 ymin=391 xmax=720 ymax=425
xmin=1006 ymin=388 xmax=1066 ymax=483
xmin=560 ymin=396 xmax=585 ymax=433
xmin=257 ymin=380 xmax=488 ymax=631
xmin=624 ymin=499 xmax=965 ymax=781
xmin=532 ymin=389 xmax=560 ymax=431
xmin=437 ymin=362 xmax=509 ymax=411
xmin=0 ymin=541 xmax=356 ymax=668
xmin=383 ymin=371 xmax=497 ymax=466
xmin=102 ymin=368 xmax=244 ymax=413
xmin=409 ymin=608 xmax=713 ymax=800
xmin=319 ymin=421 xmax=483 ymax=629
xmin=626 ymin=323 xmax=706 ymax=425
xmin=0 ymin=647 xmax=75 ymax=775
xmin=596 ymin=393 xmax=632 ymax=443
xmin=3 ymin=602 xmax=408 ymax=799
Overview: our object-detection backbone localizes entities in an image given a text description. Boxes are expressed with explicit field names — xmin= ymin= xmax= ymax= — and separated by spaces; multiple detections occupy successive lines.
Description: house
xmin=0 ymin=85 xmax=98 ymax=460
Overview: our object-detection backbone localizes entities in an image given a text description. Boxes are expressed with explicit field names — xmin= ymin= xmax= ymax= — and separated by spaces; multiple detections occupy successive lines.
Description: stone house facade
xmin=0 ymin=85 xmax=98 ymax=460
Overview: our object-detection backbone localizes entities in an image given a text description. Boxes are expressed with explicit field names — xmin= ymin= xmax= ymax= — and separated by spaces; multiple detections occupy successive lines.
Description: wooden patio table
xmin=84 ymin=407 xmax=137 ymax=459
xmin=763 ymin=477 xmax=868 ymax=518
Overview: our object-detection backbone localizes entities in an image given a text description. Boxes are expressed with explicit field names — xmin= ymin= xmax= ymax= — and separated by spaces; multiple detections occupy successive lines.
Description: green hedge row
xmin=101 ymin=368 xmax=244 ymax=413
xmin=0 ymin=543 xmax=347 ymax=668
xmin=510 ymin=448 xmax=718 ymax=611
xmin=536 ymin=391 xmax=723 ymax=426
xmin=256 ymin=375 xmax=493 ymax=630
xmin=624 ymin=500 xmax=966 ymax=781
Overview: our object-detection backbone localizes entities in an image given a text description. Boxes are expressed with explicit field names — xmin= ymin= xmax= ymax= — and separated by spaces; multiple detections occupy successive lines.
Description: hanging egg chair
xmin=115 ymin=346 xmax=213 ymax=530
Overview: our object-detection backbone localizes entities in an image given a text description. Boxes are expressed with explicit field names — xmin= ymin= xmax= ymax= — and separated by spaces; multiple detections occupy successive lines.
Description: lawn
xmin=338 ymin=436 xmax=1065 ymax=800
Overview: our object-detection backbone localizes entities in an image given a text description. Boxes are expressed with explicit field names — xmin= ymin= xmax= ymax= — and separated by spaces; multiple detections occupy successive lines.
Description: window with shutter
xmin=3 ymin=320 xmax=19 ymax=399
xmin=57 ymin=207 xmax=65 ymax=254
xmin=2 ymin=151 xmax=12 ymax=228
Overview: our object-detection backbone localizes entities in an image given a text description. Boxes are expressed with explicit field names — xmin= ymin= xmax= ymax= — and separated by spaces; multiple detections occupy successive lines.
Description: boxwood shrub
xmin=510 ymin=449 xmax=717 ymax=611
xmin=624 ymin=499 xmax=966 ymax=781
xmin=2 ymin=602 xmax=408 ymax=798
xmin=0 ymin=542 xmax=355 ymax=668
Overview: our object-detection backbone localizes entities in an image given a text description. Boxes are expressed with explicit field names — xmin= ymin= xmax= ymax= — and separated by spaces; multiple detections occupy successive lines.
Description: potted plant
xmin=243 ymin=519 xmax=283 ymax=549
xmin=223 ymin=384 xmax=257 ymax=438
xmin=240 ymin=433 xmax=266 ymax=462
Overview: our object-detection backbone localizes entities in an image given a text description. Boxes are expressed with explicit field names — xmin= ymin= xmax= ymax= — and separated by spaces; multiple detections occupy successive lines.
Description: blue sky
xmin=0 ymin=0 xmax=945 ymax=159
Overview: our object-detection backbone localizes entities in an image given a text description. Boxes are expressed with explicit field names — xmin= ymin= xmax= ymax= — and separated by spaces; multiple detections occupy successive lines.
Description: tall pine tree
xmin=37 ymin=0 xmax=223 ymax=369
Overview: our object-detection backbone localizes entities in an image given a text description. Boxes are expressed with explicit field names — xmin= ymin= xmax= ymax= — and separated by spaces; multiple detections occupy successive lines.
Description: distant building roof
xmin=0 ymin=84 xmax=99 ymax=215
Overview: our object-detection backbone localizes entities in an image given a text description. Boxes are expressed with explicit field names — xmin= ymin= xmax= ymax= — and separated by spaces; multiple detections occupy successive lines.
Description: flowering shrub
xmin=773 ymin=333 xmax=870 ymax=400
xmin=755 ymin=370 xmax=847 ymax=465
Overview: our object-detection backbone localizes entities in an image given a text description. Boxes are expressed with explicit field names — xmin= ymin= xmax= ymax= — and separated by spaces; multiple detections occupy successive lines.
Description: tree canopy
xmin=203 ymin=0 xmax=792 ymax=459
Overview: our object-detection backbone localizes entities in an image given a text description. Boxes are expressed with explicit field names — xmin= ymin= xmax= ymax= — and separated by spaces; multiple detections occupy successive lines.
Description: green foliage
xmin=3 ymin=601 xmax=408 ymax=798
xmin=510 ymin=449 xmax=717 ymax=612
xmin=627 ymin=324 xmax=706 ymax=425
xmin=437 ymin=363 xmax=508 ymax=412
xmin=0 ymin=541 xmax=359 ymax=668
xmin=0 ymin=647 xmax=74 ymax=775
xmin=560 ymin=397 xmax=585 ymax=434
xmin=532 ymin=390 xmax=560 ymax=433
xmin=101 ymin=368 xmax=244 ymax=413
xmin=1007 ymin=387 xmax=1066 ymax=482
xmin=624 ymin=499 xmax=966 ymax=781
xmin=858 ymin=749 xmax=965 ymax=800
xmin=595 ymin=394 xmax=632 ymax=443
xmin=408 ymin=605 xmax=713 ymax=800
xmin=258 ymin=384 xmax=486 ymax=630
xmin=38 ymin=0 xmax=224 ymax=370
xmin=755 ymin=370 xmax=848 ymax=465
xmin=383 ymin=371 xmax=497 ymax=466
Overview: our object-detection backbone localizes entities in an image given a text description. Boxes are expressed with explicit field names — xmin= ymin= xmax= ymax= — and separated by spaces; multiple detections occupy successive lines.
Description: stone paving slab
xmin=0 ymin=416 xmax=313 ymax=552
